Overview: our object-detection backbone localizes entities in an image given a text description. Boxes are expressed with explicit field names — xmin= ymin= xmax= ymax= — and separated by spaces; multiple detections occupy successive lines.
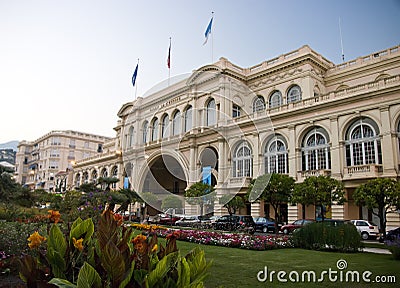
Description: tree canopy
xmin=185 ymin=182 xmax=215 ymax=215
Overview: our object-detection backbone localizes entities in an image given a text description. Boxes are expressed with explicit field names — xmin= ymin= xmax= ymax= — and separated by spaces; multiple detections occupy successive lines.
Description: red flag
xmin=167 ymin=39 xmax=171 ymax=69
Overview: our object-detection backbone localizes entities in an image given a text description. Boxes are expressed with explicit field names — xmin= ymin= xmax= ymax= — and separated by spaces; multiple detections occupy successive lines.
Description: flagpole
xmin=339 ymin=17 xmax=345 ymax=62
xmin=135 ymin=58 xmax=139 ymax=99
xmin=168 ymin=37 xmax=171 ymax=86
xmin=211 ymin=11 xmax=214 ymax=63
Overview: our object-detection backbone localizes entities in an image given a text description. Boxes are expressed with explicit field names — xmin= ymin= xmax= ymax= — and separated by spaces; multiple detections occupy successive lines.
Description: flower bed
xmin=148 ymin=228 xmax=292 ymax=250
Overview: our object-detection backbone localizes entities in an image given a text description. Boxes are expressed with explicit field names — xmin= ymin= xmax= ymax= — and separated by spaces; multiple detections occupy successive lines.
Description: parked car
xmin=157 ymin=214 xmax=183 ymax=225
xmin=175 ymin=215 xmax=201 ymax=227
xmin=379 ymin=227 xmax=400 ymax=243
xmin=253 ymin=217 xmax=282 ymax=233
xmin=349 ymin=220 xmax=380 ymax=240
xmin=280 ymin=219 xmax=315 ymax=234
xmin=214 ymin=215 xmax=255 ymax=234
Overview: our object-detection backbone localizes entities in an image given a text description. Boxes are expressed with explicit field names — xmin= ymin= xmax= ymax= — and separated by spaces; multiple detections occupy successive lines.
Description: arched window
xmin=75 ymin=173 xmax=81 ymax=187
xmin=184 ymin=106 xmax=192 ymax=132
xmin=345 ymin=118 xmax=381 ymax=166
xmin=232 ymin=104 xmax=241 ymax=118
xmin=287 ymin=85 xmax=302 ymax=103
xmin=142 ymin=121 xmax=149 ymax=144
xmin=111 ymin=166 xmax=118 ymax=189
xmin=162 ymin=114 xmax=169 ymax=138
xmin=83 ymin=171 xmax=89 ymax=184
xmin=101 ymin=168 xmax=108 ymax=178
xmin=233 ymin=141 xmax=252 ymax=177
xmin=302 ymin=128 xmax=330 ymax=171
xmin=253 ymin=96 xmax=265 ymax=112
xmin=397 ymin=121 xmax=400 ymax=155
xmin=151 ymin=118 xmax=159 ymax=141
xmin=265 ymin=136 xmax=288 ymax=174
xmin=128 ymin=126 xmax=134 ymax=147
xmin=269 ymin=91 xmax=282 ymax=108
xmin=91 ymin=170 xmax=98 ymax=183
xmin=172 ymin=110 xmax=181 ymax=136
xmin=207 ymin=99 xmax=216 ymax=126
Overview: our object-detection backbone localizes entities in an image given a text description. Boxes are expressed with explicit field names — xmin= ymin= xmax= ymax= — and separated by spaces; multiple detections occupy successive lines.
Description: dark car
xmin=214 ymin=215 xmax=255 ymax=234
xmin=379 ymin=227 xmax=400 ymax=243
xmin=253 ymin=217 xmax=282 ymax=233
xmin=280 ymin=219 xmax=315 ymax=234
xmin=316 ymin=219 xmax=345 ymax=227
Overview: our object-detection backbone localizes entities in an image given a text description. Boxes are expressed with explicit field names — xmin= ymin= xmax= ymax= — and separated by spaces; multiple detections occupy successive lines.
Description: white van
xmin=349 ymin=220 xmax=380 ymax=240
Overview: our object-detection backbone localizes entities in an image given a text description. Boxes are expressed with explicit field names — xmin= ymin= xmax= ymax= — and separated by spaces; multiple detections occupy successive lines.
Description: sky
xmin=0 ymin=0 xmax=399 ymax=144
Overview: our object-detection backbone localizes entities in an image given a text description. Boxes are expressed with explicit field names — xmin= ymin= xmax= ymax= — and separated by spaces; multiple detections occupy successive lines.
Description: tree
xmin=185 ymin=182 xmax=215 ymax=216
xmin=98 ymin=177 xmax=119 ymax=191
xmin=219 ymin=194 xmax=245 ymax=215
xmin=115 ymin=188 xmax=141 ymax=217
xmin=353 ymin=178 xmax=400 ymax=237
xmin=248 ymin=173 xmax=295 ymax=233
xmin=161 ymin=195 xmax=184 ymax=211
xmin=292 ymin=175 xmax=345 ymax=221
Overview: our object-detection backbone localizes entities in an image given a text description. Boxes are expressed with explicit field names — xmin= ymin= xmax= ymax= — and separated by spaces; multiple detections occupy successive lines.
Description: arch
xmin=206 ymin=98 xmax=216 ymax=126
xmin=142 ymin=121 xmax=149 ymax=144
xmin=151 ymin=117 xmax=159 ymax=141
xmin=184 ymin=105 xmax=193 ymax=132
xmin=128 ymin=126 xmax=134 ymax=147
xmin=301 ymin=127 xmax=330 ymax=171
xmin=264 ymin=135 xmax=288 ymax=174
xmin=335 ymin=84 xmax=349 ymax=91
xmin=375 ymin=73 xmax=391 ymax=82
xmin=82 ymin=171 xmax=89 ymax=184
xmin=344 ymin=117 xmax=381 ymax=166
xmin=161 ymin=114 xmax=170 ymax=138
xmin=286 ymin=85 xmax=302 ymax=103
xmin=268 ymin=90 xmax=282 ymax=108
xmin=232 ymin=141 xmax=253 ymax=177
xmin=100 ymin=167 xmax=108 ymax=178
xmin=253 ymin=95 xmax=266 ymax=112
xmin=91 ymin=169 xmax=98 ymax=182
xmin=172 ymin=110 xmax=181 ymax=136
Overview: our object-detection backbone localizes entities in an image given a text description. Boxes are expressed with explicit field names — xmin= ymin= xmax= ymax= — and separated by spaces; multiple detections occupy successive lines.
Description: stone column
xmin=380 ymin=106 xmax=397 ymax=176
xmin=330 ymin=116 xmax=341 ymax=179
xmin=288 ymin=125 xmax=297 ymax=179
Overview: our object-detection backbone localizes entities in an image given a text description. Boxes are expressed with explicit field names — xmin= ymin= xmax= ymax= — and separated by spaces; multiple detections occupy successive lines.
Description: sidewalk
xmin=363 ymin=247 xmax=392 ymax=254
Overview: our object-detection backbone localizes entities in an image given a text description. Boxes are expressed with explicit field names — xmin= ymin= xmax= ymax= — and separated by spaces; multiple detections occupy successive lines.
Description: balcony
xmin=297 ymin=169 xmax=331 ymax=182
xmin=343 ymin=164 xmax=383 ymax=180
xmin=228 ymin=177 xmax=252 ymax=189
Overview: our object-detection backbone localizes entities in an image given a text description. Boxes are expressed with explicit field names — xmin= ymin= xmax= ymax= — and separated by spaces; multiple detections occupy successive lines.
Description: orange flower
xmin=131 ymin=234 xmax=147 ymax=244
xmin=113 ymin=213 xmax=123 ymax=226
xmin=72 ymin=237 xmax=84 ymax=251
xmin=151 ymin=244 xmax=158 ymax=253
xmin=166 ymin=231 xmax=180 ymax=240
xmin=27 ymin=231 xmax=46 ymax=249
xmin=48 ymin=210 xmax=61 ymax=224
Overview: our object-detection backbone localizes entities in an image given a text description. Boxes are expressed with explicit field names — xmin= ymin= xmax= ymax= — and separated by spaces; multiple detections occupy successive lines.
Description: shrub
xmin=292 ymin=222 xmax=363 ymax=252
xmin=385 ymin=234 xmax=400 ymax=260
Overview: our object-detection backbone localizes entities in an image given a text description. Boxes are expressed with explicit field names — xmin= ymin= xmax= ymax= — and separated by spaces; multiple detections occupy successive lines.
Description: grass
xmin=170 ymin=239 xmax=400 ymax=288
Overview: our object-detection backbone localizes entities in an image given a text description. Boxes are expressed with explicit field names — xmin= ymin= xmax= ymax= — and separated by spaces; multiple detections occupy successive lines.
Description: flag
xmin=203 ymin=17 xmax=213 ymax=45
xmin=167 ymin=40 xmax=171 ymax=69
xmin=131 ymin=64 xmax=138 ymax=87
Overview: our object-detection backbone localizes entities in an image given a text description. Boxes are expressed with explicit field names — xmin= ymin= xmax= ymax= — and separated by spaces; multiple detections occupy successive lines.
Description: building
xmin=72 ymin=45 xmax=400 ymax=229
xmin=15 ymin=130 xmax=111 ymax=192
xmin=0 ymin=148 xmax=16 ymax=166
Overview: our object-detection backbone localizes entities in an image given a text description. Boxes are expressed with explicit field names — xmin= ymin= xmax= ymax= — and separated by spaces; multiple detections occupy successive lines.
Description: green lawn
xmin=171 ymin=240 xmax=400 ymax=288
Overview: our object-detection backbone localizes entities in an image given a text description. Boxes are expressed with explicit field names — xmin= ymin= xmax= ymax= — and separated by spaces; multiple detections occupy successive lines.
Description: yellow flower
xmin=73 ymin=237 xmax=84 ymax=251
xmin=27 ymin=231 xmax=46 ymax=249
xmin=151 ymin=244 xmax=158 ymax=253
xmin=131 ymin=234 xmax=147 ymax=244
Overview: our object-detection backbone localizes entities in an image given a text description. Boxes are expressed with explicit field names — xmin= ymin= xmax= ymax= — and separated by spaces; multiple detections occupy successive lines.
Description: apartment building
xmin=15 ymin=130 xmax=111 ymax=192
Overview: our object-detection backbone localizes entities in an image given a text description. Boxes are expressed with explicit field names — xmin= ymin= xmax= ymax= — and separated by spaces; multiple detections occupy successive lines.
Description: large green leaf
xmin=177 ymin=257 xmax=190 ymax=288
xmin=70 ymin=218 xmax=94 ymax=243
xmin=145 ymin=251 xmax=179 ymax=288
xmin=49 ymin=278 xmax=77 ymax=288
xmin=47 ymin=247 xmax=67 ymax=278
xmin=118 ymin=260 xmax=135 ymax=288
xmin=76 ymin=262 xmax=102 ymax=288
xmin=70 ymin=217 xmax=83 ymax=231
xmin=48 ymin=224 xmax=67 ymax=257
xmin=185 ymin=247 xmax=212 ymax=285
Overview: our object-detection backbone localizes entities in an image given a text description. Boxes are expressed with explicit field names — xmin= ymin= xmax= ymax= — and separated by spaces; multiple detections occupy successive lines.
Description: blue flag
xmin=202 ymin=166 xmax=212 ymax=185
xmin=203 ymin=17 xmax=213 ymax=45
xmin=132 ymin=64 xmax=138 ymax=87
